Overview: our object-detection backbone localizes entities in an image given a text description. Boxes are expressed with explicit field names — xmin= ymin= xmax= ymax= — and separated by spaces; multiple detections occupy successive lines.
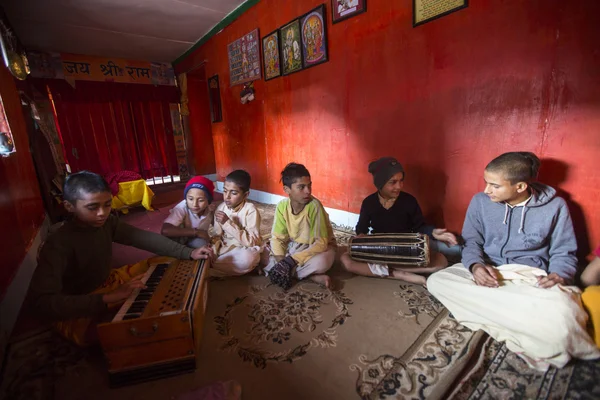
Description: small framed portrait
xmin=332 ymin=0 xmax=367 ymax=24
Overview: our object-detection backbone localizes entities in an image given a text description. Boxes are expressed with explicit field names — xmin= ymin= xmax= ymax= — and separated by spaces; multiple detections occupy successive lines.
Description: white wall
xmin=214 ymin=181 xmax=359 ymax=230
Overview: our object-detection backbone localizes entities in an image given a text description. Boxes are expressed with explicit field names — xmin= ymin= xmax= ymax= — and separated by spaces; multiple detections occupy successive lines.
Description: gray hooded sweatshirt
xmin=461 ymin=183 xmax=578 ymax=281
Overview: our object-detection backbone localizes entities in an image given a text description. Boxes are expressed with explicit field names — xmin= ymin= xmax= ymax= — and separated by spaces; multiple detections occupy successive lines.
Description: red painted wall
xmin=0 ymin=66 xmax=45 ymax=299
xmin=176 ymin=0 xmax=600 ymax=255
xmin=187 ymin=70 xmax=217 ymax=175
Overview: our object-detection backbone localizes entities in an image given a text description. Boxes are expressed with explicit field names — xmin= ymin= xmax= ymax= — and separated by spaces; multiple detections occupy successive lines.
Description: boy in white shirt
xmin=162 ymin=176 xmax=215 ymax=248
xmin=209 ymin=170 xmax=263 ymax=275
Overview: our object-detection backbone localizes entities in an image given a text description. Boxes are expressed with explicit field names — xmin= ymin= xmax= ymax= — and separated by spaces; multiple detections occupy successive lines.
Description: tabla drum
xmin=348 ymin=233 xmax=430 ymax=266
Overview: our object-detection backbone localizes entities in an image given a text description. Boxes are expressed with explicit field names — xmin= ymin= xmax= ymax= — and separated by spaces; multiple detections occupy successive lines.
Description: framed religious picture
xmin=413 ymin=0 xmax=468 ymax=27
xmin=227 ymin=28 xmax=261 ymax=86
xmin=279 ymin=19 xmax=303 ymax=76
xmin=262 ymin=29 xmax=282 ymax=81
xmin=300 ymin=5 xmax=328 ymax=69
xmin=207 ymin=75 xmax=222 ymax=123
xmin=332 ymin=0 xmax=367 ymax=24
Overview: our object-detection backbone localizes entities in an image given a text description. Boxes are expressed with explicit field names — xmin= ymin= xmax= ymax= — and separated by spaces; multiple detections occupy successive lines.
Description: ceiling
xmin=2 ymin=0 xmax=247 ymax=62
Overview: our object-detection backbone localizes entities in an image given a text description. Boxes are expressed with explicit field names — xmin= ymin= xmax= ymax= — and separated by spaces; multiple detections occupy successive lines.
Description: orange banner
xmin=28 ymin=51 xmax=176 ymax=86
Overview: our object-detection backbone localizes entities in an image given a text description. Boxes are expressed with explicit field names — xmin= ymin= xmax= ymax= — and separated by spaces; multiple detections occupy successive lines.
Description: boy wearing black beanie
xmin=340 ymin=157 xmax=459 ymax=286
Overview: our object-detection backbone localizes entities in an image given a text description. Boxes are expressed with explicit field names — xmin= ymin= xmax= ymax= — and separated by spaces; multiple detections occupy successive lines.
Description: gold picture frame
xmin=413 ymin=0 xmax=468 ymax=27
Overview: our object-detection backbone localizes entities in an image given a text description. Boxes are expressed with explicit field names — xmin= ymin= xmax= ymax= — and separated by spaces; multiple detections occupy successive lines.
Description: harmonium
xmin=97 ymin=257 xmax=210 ymax=387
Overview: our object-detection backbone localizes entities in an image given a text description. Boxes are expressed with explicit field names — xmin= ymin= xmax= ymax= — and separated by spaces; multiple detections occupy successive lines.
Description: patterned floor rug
xmin=1 ymin=275 xmax=475 ymax=400
xmin=191 ymin=276 xmax=478 ymax=400
xmin=448 ymin=336 xmax=600 ymax=400
xmin=2 ymin=201 xmax=598 ymax=399
xmin=0 ymin=328 xmax=88 ymax=400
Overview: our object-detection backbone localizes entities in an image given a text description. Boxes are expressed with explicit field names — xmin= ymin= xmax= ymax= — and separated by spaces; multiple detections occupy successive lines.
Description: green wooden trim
xmin=173 ymin=0 xmax=260 ymax=66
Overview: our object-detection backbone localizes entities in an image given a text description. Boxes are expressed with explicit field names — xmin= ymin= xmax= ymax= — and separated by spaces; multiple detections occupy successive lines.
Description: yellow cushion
xmin=582 ymin=285 xmax=600 ymax=348
xmin=111 ymin=179 xmax=154 ymax=213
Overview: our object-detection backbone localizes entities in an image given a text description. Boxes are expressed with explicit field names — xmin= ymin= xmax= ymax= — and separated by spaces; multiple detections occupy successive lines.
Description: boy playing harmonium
xmin=28 ymin=171 xmax=213 ymax=346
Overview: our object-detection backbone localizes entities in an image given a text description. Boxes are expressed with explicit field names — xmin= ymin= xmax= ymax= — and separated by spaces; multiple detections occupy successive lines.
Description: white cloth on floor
xmin=367 ymin=263 xmax=389 ymax=277
xmin=211 ymin=246 xmax=262 ymax=276
xmin=427 ymin=263 xmax=600 ymax=370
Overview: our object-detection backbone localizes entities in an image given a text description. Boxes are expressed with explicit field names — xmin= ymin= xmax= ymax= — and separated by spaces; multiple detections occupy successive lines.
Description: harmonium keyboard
xmin=97 ymin=257 xmax=210 ymax=387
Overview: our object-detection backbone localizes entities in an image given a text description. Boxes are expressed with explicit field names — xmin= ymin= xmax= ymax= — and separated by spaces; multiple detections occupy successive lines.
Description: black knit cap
xmin=368 ymin=157 xmax=405 ymax=189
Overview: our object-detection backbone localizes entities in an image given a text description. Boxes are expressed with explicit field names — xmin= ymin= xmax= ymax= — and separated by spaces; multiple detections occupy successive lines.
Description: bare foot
xmin=307 ymin=274 xmax=331 ymax=289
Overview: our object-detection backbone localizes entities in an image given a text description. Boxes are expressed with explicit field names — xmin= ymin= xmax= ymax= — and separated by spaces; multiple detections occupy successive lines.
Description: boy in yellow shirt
xmin=265 ymin=163 xmax=336 ymax=289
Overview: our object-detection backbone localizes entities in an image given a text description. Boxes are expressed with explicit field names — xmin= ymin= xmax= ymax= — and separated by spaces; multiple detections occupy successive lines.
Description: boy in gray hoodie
xmin=462 ymin=152 xmax=577 ymax=287
xmin=427 ymin=152 xmax=599 ymax=369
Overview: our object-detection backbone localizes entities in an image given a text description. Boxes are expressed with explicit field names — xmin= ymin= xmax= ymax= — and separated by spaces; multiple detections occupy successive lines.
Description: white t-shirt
xmin=163 ymin=200 xmax=209 ymax=229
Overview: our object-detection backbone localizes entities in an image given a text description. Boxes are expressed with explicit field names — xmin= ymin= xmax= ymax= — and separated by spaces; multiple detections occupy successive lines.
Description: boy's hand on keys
xmin=215 ymin=211 xmax=229 ymax=224
xmin=102 ymin=274 xmax=146 ymax=304
xmin=191 ymin=245 xmax=215 ymax=261
xmin=471 ymin=263 xmax=499 ymax=288
xmin=536 ymin=273 xmax=565 ymax=289
xmin=432 ymin=228 xmax=459 ymax=247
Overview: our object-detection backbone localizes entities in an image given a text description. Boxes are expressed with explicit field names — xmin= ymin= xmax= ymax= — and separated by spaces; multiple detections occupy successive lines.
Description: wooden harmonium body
xmin=97 ymin=258 xmax=209 ymax=387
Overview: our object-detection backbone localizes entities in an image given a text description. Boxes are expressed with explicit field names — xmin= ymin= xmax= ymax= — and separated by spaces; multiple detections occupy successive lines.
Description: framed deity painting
xmin=279 ymin=19 xmax=303 ymax=76
xmin=300 ymin=4 xmax=328 ymax=69
xmin=262 ymin=29 xmax=282 ymax=81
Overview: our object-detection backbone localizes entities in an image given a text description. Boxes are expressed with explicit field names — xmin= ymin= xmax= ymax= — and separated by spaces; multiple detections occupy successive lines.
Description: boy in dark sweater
xmin=28 ymin=171 xmax=213 ymax=346
xmin=340 ymin=157 xmax=459 ymax=286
